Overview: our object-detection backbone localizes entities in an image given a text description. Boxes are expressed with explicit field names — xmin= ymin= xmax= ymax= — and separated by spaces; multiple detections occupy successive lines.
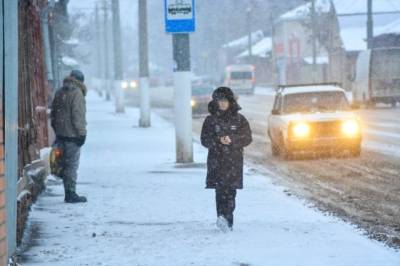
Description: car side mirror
xmin=351 ymin=103 xmax=360 ymax=110
xmin=271 ymin=109 xmax=280 ymax=115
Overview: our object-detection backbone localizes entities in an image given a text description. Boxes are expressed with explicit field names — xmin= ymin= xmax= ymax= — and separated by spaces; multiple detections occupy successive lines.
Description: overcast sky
xmin=68 ymin=0 xmax=138 ymax=27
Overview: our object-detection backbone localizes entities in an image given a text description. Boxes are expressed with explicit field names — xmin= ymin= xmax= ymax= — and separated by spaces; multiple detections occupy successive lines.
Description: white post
xmin=112 ymin=0 xmax=125 ymax=113
xmin=139 ymin=77 xmax=151 ymax=127
xmin=138 ymin=0 xmax=151 ymax=127
xmin=174 ymin=71 xmax=193 ymax=163
xmin=114 ymin=81 xmax=125 ymax=113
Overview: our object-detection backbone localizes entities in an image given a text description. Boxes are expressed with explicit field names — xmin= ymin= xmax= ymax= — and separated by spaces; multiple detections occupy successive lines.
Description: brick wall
xmin=0 ymin=110 xmax=7 ymax=265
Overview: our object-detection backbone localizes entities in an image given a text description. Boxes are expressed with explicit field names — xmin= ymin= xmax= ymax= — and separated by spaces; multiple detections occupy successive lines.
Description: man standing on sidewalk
xmin=201 ymin=87 xmax=252 ymax=232
xmin=51 ymin=70 xmax=87 ymax=203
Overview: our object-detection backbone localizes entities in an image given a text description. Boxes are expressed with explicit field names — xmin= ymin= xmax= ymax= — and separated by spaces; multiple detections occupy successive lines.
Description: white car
xmin=268 ymin=84 xmax=362 ymax=159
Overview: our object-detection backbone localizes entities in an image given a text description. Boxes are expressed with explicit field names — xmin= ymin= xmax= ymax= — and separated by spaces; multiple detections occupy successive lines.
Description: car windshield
xmin=282 ymin=91 xmax=350 ymax=114
xmin=230 ymin=71 xmax=252 ymax=80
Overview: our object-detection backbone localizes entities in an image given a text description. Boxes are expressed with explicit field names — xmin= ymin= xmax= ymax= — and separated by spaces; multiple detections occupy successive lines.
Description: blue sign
xmin=164 ymin=0 xmax=195 ymax=33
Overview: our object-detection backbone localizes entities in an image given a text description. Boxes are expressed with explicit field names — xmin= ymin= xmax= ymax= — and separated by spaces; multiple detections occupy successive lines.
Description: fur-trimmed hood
xmin=63 ymin=76 xmax=87 ymax=96
xmin=208 ymin=87 xmax=241 ymax=116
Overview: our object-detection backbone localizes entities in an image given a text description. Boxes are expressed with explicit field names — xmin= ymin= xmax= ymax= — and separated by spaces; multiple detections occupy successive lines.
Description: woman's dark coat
xmin=201 ymin=90 xmax=252 ymax=189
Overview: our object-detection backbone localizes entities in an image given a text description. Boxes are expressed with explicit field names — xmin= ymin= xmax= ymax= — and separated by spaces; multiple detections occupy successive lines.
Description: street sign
xmin=164 ymin=0 xmax=195 ymax=33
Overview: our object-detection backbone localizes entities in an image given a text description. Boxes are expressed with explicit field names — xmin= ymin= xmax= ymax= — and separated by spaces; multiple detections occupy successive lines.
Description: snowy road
xmin=20 ymin=92 xmax=400 ymax=265
xmin=237 ymin=90 xmax=400 ymax=248
xmin=146 ymin=85 xmax=400 ymax=248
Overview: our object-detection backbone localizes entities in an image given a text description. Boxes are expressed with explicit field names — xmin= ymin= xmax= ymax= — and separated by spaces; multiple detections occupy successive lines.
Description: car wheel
xmin=279 ymin=135 xmax=292 ymax=160
xmin=350 ymin=145 xmax=361 ymax=157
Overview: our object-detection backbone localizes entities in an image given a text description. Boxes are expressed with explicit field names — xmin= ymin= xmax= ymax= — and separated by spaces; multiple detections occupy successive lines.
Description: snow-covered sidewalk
xmin=20 ymin=92 xmax=399 ymax=266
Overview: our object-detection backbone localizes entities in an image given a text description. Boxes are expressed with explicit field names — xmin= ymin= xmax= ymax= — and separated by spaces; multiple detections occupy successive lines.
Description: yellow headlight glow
xmin=121 ymin=81 xmax=129 ymax=89
xmin=130 ymin=81 xmax=138 ymax=88
xmin=342 ymin=120 xmax=359 ymax=137
xmin=191 ymin=99 xmax=196 ymax=107
xmin=292 ymin=122 xmax=310 ymax=138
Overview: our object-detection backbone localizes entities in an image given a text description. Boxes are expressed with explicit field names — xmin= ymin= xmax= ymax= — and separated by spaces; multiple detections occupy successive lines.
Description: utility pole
xmin=311 ymin=0 xmax=317 ymax=82
xmin=40 ymin=6 xmax=54 ymax=90
xmin=138 ymin=0 xmax=151 ymax=127
xmin=4 ymin=0 xmax=19 ymax=258
xmin=95 ymin=4 xmax=102 ymax=80
xmin=112 ymin=0 xmax=125 ymax=113
xmin=367 ymin=0 xmax=373 ymax=49
xmin=103 ymin=0 xmax=111 ymax=101
xmin=173 ymin=34 xmax=193 ymax=163
xmin=48 ymin=0 xmax=60 ymax=90
xmin=246 ymin=7 xmax=253 ymax=59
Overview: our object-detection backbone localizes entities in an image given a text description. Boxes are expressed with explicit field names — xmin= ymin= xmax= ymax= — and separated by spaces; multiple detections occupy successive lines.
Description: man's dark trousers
xmin=215 ymin=186 xmax=237 ymax=227
xmin=59 ymin=140 xmax=81 ymax=193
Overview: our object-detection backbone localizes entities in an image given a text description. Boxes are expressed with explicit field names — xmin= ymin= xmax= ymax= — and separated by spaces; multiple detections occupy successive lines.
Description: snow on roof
xmin=280 ymin=0 xmax=400 ymax=20
xmin=280 ymin=0 xmax=331 ymax=20
xmin=62 ymin=56 xmax=79 ymax=67
xmin=303 ymin=56 xmax=329 ymax=64
xmin=222 ymin=30 xmax=264 ymax=49
xmin=281 ymin=85 xmax=344 ymax=95
xmin=375 ymin=18 xmax=400 ymax=36
xmin=279 ymin=0 xmax=400 ymax=52
xmin=237 ymin=37 xmax=272 ymax=58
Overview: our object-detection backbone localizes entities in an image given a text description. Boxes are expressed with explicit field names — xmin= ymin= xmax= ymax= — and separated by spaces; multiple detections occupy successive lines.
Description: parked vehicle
xmin=268 ymin=83 xmax=362 ymax=159
xmin=354 ymin=47 xmax=400 ymax=108
xmin=121 ymin=79 xmax=139 ymax=100
xmin=191 ymin=76 xmax=214 ymax=114
xmin=223 ymin=64 xmax=255 ymax=95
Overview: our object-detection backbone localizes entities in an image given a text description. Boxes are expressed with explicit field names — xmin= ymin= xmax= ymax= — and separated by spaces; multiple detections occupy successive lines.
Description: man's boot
xmin=65 ymin=190 xmax=87 ymax=203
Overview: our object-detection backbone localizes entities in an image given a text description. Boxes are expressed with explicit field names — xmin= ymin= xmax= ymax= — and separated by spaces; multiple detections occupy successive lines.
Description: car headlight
xmin=342 ymin=120 xmax=360 ymax=137
xmin=121 ymin=81 xmax=129 ymax=90
xmin=130 ymin=81 xmax=137 ymax=88
xmin=191 ymin=99 xmax=196 ymax=107
xmin=292 ymin=122 xmax=310 ymax=138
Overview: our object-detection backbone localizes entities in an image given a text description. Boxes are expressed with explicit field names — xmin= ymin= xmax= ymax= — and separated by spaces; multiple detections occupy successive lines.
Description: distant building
xmin=236 ymin=37 xmax=274 ymax=85
xmin=273 ymin=0 xmax=400 ymax=89
xmin=218 ymin=30 xmax=264 ymax=81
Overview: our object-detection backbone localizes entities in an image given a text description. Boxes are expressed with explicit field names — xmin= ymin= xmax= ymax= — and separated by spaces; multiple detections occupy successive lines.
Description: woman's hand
xmin=220 ymin=136 xmax=232 ymax=145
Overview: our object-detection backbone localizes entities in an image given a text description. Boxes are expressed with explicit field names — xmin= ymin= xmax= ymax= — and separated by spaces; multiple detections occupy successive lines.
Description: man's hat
xmin=70 ymin=69 xmax=85 ymax=82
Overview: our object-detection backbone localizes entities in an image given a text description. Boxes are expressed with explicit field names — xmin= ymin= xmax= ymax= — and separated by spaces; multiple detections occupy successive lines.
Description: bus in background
xmin=223 ymin=64 xmax=255 ymax=95
xmin=353 ymin=47 xmax=400 ymax=108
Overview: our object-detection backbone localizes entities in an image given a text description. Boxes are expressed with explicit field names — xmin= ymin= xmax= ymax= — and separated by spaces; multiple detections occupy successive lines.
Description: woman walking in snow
xmin=201 ymin=87 xmax=252 ymax=231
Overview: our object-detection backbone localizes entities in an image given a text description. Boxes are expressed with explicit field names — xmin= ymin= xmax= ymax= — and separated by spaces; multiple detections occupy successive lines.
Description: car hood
xmin=281 ymin=111 xmax=359 ymax=123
